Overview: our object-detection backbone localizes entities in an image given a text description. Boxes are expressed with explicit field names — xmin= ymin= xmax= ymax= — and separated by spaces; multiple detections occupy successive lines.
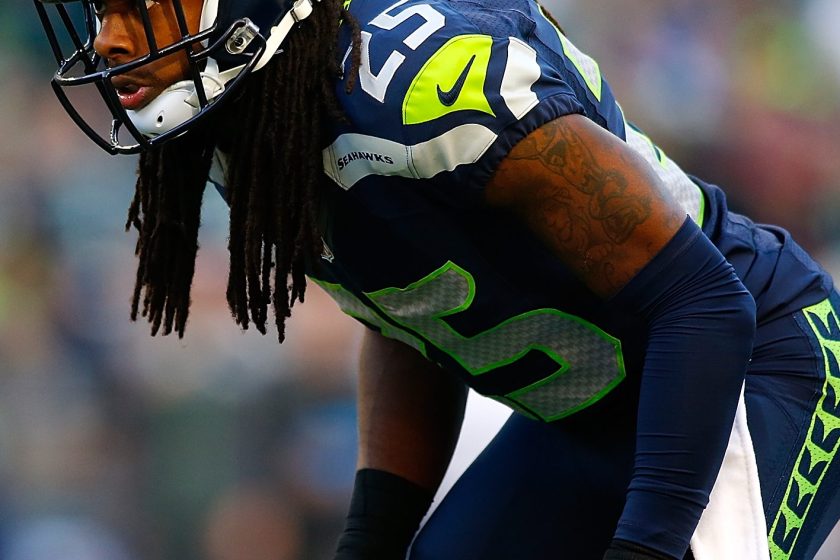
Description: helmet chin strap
xmin=253 ymin=0 xmax=315 ymax=71
xmin=125 ymin=0 xmax=315 ymax=138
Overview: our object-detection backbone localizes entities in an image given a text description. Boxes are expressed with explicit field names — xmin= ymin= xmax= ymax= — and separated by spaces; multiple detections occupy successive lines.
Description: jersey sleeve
xmin=322 ymin=0 xmax=585 ymax=196
xmin=443 ymin=31 xmax=588 ymax=192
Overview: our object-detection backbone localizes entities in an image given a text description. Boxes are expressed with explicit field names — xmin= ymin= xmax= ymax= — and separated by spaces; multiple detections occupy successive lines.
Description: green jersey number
xmin=315 ymin=261 xmax=626 ymax=421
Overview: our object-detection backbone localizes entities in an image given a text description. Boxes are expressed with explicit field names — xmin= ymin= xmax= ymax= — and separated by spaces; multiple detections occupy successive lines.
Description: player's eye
xmin=92 ymin=0 xmax=160 ymax=17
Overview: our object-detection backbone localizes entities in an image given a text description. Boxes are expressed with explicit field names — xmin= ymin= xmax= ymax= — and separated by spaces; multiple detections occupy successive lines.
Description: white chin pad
xmin=126 ymin=59 xmax=226 ymax=137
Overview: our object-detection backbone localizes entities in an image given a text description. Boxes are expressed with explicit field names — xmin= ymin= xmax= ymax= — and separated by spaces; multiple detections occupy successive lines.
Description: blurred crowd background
xmin=0 ymin=0 xmax=838 ymax=558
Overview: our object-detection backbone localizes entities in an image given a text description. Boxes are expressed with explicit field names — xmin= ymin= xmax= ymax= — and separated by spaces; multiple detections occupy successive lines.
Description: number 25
xmin=358 ymin=0 xmax=445 ymax=102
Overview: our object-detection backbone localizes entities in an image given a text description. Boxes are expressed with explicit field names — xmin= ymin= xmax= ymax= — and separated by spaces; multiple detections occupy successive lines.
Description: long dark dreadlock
xmin=127 ymin=0 xmax=362 ymax=341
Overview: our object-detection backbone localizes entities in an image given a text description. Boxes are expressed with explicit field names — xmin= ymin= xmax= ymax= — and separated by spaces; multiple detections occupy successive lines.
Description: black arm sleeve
xmin=603 ymin=538 xmax=676 ymax=560
xmin=333 ymin=468 xmax=434 ymax=560
xmin=609 ymin=217 xmax=756 ymax=558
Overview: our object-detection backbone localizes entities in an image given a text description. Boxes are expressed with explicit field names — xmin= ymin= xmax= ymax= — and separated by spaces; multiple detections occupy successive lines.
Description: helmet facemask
xmin=34 ymin=0 xmax=313 ymax=154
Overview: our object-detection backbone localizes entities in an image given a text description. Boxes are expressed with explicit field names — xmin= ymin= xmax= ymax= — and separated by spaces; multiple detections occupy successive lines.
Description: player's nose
xmin=93 ymin=12 xmax=142 ymax=65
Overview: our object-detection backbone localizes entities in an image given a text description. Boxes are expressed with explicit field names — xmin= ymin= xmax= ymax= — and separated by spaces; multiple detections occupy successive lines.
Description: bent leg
xmin=746 ymin=293 xmax=840 ymax=559
xmin=409 ymin=402 xmax=637 ymax=560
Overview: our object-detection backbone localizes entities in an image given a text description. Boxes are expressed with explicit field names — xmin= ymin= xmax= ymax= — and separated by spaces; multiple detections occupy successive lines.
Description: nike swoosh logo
xmin=436 ymin=55 xmax=477 ymax=107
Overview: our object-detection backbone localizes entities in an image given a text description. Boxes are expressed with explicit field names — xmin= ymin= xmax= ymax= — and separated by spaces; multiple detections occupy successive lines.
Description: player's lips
xmin=111 ymin=78 xmax=156 ymax=110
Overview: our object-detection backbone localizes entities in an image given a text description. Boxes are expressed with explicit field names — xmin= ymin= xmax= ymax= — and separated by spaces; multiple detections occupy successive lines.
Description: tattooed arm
xmin=485 ymin=113 xmax=684 ymax=296
xmin=486 ymin=114 xmax=756 ymax=559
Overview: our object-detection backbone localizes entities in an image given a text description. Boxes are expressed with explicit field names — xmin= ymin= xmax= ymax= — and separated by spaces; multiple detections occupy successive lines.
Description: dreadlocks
xmin=127 ymin=0 xmax=362 ymax=341
xmin=127 ymin=132 xmax=213 ymax=337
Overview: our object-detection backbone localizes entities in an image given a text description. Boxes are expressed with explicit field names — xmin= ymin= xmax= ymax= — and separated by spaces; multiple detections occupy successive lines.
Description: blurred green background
xmin=0 ymin=0 xmax=838 ymax=558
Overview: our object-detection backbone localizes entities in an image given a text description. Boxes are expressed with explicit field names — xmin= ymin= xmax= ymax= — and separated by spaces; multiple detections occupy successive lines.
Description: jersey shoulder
xmin=325 ymin=0 xmax=585 ymax=190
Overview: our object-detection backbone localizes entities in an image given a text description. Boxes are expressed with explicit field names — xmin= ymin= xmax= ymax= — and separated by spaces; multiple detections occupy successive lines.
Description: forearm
xmin=356 ymin=329 xmax=467 ymax=489
xmin=335 ymin=330 xmax=467 ymax=559
xmin=611 ymin=218 xmax=756 ymax=558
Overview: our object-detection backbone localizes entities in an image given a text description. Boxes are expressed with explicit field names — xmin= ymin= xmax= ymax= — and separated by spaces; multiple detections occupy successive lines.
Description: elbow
xmin=711 ymin=281 xmax=757 ymax=383
xmin=721 ymin=283 xmax=757 ymax=340
xmin=734 ymin=286 xmax=757 ymax=352
xmin=733 ymin=289 xmax=757 ymax=335
xmin=725 ymin=271 xmax=757 ymax=338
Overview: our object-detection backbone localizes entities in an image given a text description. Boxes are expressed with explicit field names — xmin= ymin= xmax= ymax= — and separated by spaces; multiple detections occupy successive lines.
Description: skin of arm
xmin=485 ymin=113 xmax=686 ymax=297
xmin=356 ymin=328 xmax=468 ymax=491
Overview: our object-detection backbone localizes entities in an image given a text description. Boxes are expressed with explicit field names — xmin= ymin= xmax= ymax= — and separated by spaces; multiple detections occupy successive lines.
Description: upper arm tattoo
xmin=501 ymin=118 xmax=666 ymax=293
xmin=510 ymin=122 xmax=652 ymax=244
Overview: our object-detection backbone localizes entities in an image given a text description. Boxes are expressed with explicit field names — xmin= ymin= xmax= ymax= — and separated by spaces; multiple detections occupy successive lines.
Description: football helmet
xmin=34 ymin=0 xmax=317 ymax=154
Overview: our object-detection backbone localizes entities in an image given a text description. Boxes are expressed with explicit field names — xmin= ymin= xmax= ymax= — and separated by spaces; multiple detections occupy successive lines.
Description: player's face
xmin=92 ymin=0 xmax=204 ymax=111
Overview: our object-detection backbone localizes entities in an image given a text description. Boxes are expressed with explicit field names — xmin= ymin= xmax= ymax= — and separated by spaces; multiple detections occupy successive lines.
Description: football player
xmin=33 ymin=0 xmax=840 ymax=558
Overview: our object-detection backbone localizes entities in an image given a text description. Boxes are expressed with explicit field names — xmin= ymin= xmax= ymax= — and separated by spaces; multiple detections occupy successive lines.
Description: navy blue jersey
xmin=301 ymin=0 xmax=834 ymax=422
